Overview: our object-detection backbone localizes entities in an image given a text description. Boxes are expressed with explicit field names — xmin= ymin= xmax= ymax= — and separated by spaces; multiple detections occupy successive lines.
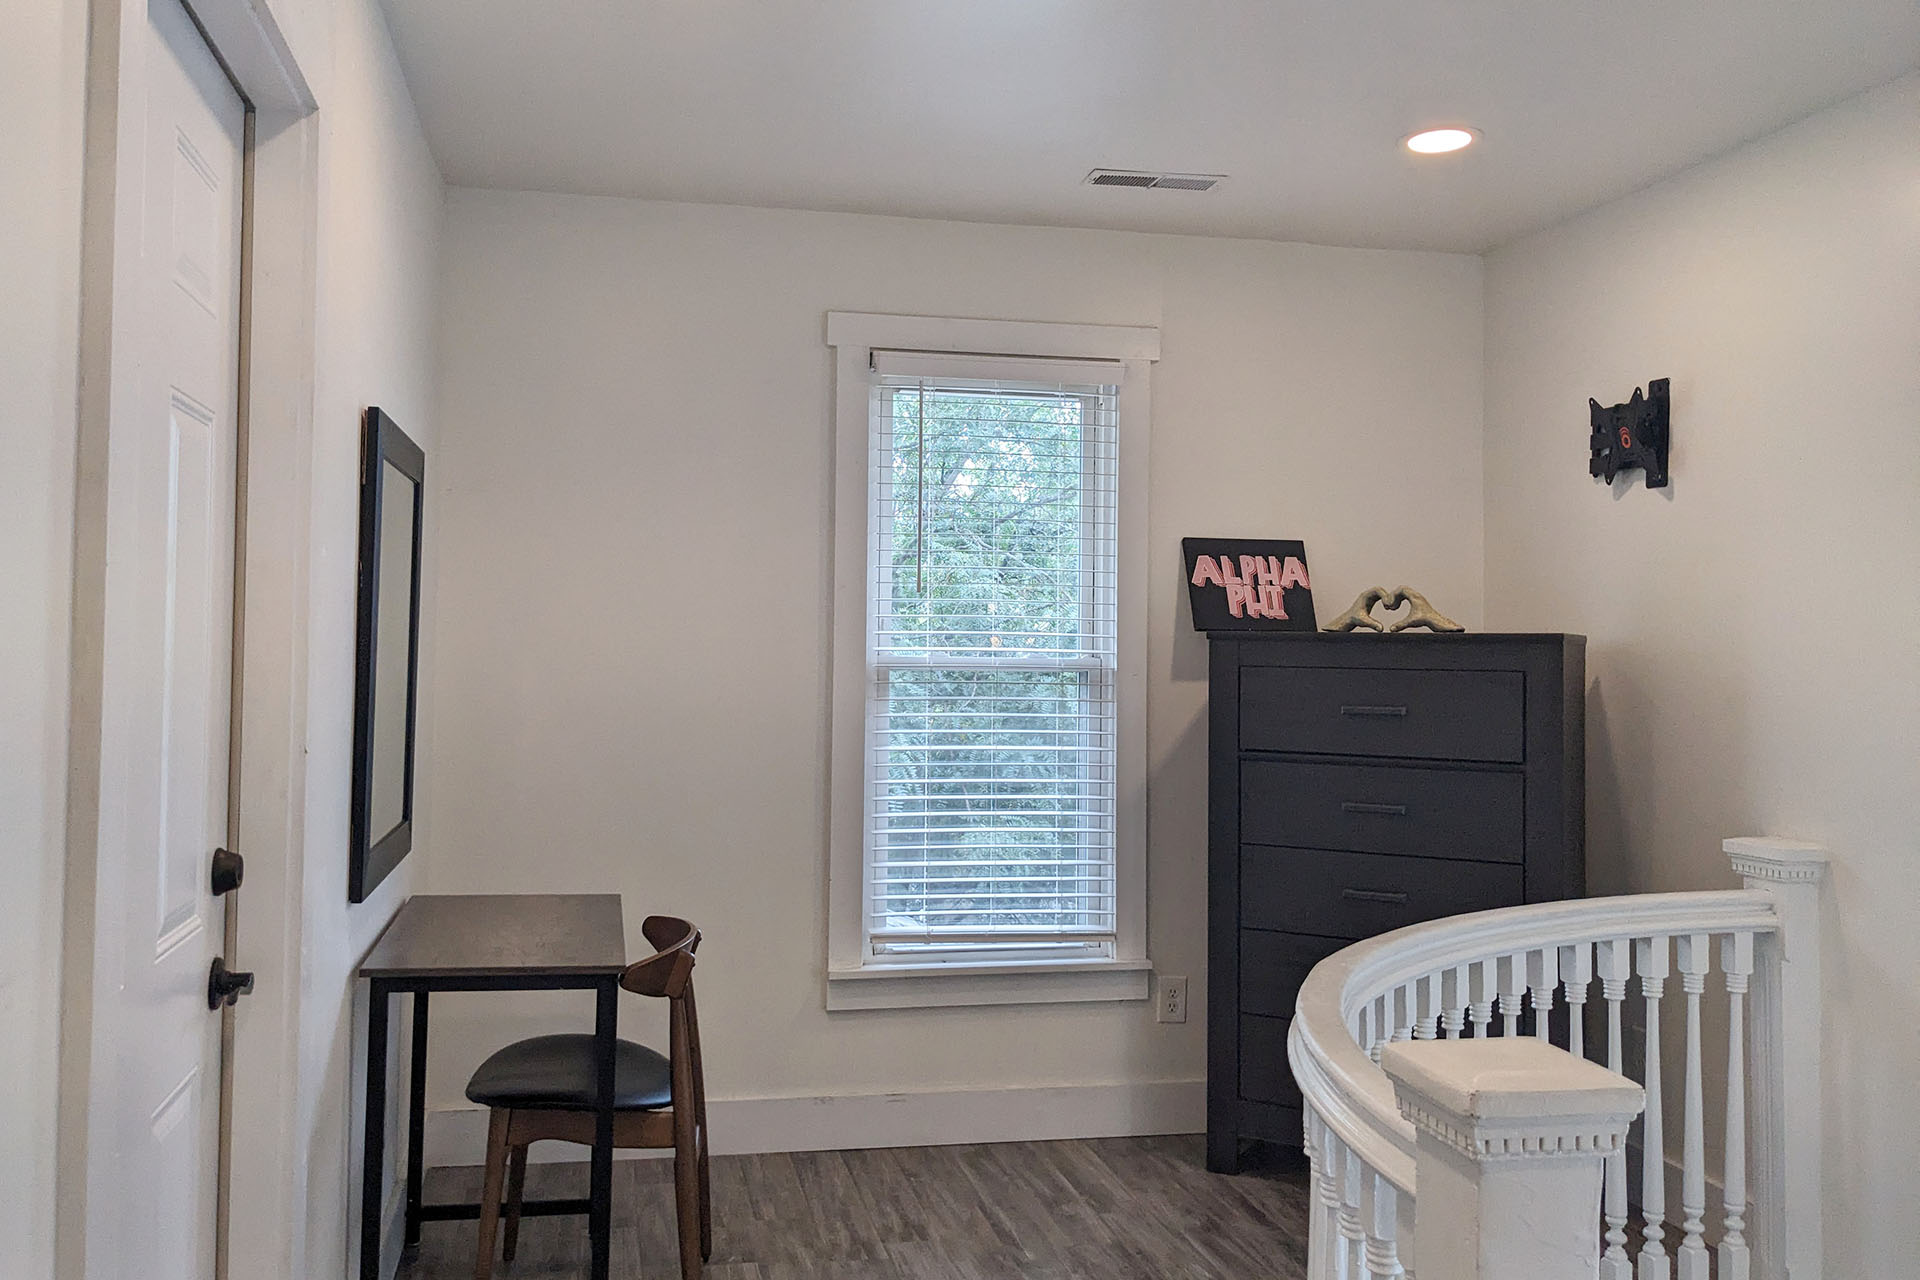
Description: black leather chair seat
xmin=465 ymin=1034 xmax=672 ymax=1111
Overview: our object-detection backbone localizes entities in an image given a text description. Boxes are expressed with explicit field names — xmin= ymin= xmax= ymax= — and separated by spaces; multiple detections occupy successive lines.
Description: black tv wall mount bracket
xmin=1589 ymin=377 xmax=1670 ymax=488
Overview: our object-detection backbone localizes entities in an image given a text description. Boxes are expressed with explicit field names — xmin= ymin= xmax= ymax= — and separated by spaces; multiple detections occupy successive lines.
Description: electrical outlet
xmin=1157 ymin=975 xmax=1188 ymax=1024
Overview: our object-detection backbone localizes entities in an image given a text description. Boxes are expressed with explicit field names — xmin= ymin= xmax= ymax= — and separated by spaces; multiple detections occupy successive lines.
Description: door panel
xmin=156 ymin=392 xmax=223 ymax=949
xmin=93 ymin=0 xmax=245 ymax=1273
xmin=148 ymin=1070 xmax=206 ymax=1280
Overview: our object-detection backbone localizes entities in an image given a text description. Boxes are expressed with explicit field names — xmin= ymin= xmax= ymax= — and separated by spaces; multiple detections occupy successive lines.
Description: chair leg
xmin=673 ymin=1114 xmax=702 ymax=1279
xmin=697 ymin=1127 xmax=712 ymax=1261
xmin=475 ymin=1109 xmax=511 ymax=1280
xmin=502 ymin=1143 xmax=529 ymax=1262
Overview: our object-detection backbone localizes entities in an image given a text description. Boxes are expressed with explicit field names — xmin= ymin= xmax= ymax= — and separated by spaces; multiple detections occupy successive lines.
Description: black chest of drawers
xmin=1205 ymin=632 xmax=1585 ymax=1172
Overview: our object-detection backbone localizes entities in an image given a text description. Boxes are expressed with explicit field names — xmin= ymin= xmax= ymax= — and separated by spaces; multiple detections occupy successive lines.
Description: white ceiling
xmin=380 ymin=1 xmax=1920 ymax=253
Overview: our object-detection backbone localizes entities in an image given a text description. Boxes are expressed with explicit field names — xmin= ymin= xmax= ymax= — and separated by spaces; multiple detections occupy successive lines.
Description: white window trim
xmin=825 ymin=312 xmax=1159 ymax=1010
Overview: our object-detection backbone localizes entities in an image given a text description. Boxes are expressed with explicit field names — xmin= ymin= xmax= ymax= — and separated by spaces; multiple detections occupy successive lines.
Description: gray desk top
xmin=359 ymin=894 xmax=627 ymax=978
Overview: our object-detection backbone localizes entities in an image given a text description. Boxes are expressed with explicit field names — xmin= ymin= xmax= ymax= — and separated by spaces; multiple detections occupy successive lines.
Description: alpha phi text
xmin=1189 ymin=554 xmax=1310 ymax=619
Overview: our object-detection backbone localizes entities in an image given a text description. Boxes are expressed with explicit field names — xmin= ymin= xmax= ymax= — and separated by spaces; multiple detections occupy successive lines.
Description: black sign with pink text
xmin=1181 ymin=538 xmax=1316 ymax=631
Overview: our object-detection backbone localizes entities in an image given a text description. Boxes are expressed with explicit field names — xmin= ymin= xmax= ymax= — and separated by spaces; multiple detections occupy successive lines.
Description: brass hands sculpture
xmin=1322 ymin=586 xmax=1393 ymax=632
xmin=1322 ymin=586 xmax=1465 ymax=633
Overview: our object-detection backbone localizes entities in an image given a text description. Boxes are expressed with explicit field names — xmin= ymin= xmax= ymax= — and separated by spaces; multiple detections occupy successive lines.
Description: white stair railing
xmin=1287 ymin=837 xmax=1828 ymax=1280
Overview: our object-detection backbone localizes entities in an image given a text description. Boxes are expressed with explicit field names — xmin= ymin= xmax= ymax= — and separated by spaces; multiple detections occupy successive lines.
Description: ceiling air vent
xmin=1086 ymin=169 xmax=1225 ymax=192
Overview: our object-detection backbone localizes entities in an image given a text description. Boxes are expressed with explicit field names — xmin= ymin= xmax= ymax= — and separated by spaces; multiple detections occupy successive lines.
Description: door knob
xmin=210 ymin=847 xmax=245 ymax=896
xmin=208 ymin=957 xmax=255 ymax=1010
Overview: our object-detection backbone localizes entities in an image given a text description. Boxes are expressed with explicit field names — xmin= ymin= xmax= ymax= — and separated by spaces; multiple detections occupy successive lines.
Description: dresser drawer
xmin=1239 ymin=930 xmax=1351 ymax=1017
xmin=1240 ymin=666 xmax=1525 ymax=763
xmin=1236 ymin=1100 xmax=1302 ymax=1144
xmin=1239 ymin=1015 xmax=1302 ymax=1107
xmin=1241 ymin=759 xmax=1524 ymax=863
xmin=1242 ymin=846 xmax=1524 ymax=936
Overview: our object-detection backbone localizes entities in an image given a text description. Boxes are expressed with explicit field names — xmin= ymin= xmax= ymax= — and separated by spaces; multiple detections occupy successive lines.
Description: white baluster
xmin=1719 ymin=932 xmax=1754 ymax=1280
xmin=1341 ymin=1138 xmax=1368 ymax=1280
xmin=1596 ymin=938 xmax=1633 ymax=1280
xmin=1364 ymin=1169 xmax=1406 ymax=1279
xmin=1559 ymin=942 xmax=1593 ymax=1060
xmin=1498 ymin=951 xmax=1527 ymax=1037
xmin=1319 ymin=1117 xmax=1350 ymax=1280
xmin=1372 ymin=995 xmax=1390 ymax=1063
xmin=1306 ymin=1111 xmax=1333 ymax=1280
xmin=1359 ymin=1000 xmax=1375 ymax=1065
xmin=1469 ymin=958 xmax=1496 ymax=1037
xmin=1526 ymin=946 xmax=1559 ymax=1041
xmin=1674 ymin=935 xmax=1710 ymax=1280
xmin=1413 ymin=973 xmax=1440 ymax=1041
xmin=1636 ymin=935 xmax=1671 ymax=1280
xmin=1397 ymin=1177 xmax=1417 ymax=1280
xmin=1441 ymin=964 xmax=1468 ymax=1039
xmin=1326 ymin=1116 xmax=1352 ymax=1280
xmin=1392 ymin=984 xmax=1415 ymax=1044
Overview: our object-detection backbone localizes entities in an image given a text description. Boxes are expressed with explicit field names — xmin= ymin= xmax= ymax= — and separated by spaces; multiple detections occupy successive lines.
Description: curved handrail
xmin=1287 ymin=888 xmax=1779 ymax=1194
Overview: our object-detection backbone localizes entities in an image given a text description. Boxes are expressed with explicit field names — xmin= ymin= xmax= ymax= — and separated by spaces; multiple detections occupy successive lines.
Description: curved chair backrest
xmin=642 ymin=914 xmax=701 ymax=957
xmin=620 ymin=916 xmax=708 ymax=1173
xmin=621 ymin=915 xmax=700 ymax=998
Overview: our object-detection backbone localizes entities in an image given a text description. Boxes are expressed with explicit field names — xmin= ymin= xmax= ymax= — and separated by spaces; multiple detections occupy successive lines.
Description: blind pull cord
xmin=916 ymin=380 xmax=927 ymax=595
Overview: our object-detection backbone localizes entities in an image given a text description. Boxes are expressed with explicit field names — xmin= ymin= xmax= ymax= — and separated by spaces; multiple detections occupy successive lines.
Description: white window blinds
xmin=865 ymin=351 xmax=1121 ymax=956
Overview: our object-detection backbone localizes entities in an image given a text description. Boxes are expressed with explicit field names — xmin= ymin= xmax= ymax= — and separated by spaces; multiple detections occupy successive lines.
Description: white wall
xmin=423 ymin=190 xmax=1485 ymax=1147
xmin=290 ymin=0 xmax=444 ymax=1273
xmin=0 ymin=2 xmax=88 ymax=1276
xmin=4 ymin=0 xmax=441 ymax=1275
xmin=1483 ymin=73 xmax=1920 ymax=1278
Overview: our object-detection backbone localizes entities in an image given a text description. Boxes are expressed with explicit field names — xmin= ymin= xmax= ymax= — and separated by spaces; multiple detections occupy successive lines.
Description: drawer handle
xmin=1341 ymin=801 xmax=1409 ymax=817
xmin=1342 ymin=888 xmax=1411 ymax=906
xmin=1340 ymin=704 xmax=1408 ymax=718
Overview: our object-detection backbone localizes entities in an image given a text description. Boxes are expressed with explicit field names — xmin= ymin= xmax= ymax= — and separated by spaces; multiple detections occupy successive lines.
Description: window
xmin=869 ymin=357 xmax=1118 ymax=960
xmin=826 ymin=314 xmax=1158 ymax=1009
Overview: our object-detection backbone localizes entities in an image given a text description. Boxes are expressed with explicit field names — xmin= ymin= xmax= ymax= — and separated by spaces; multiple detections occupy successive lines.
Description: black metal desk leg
xmin=404 ymin=991 xmax=430 ymax=1254
xmin=360 ymin=979 xmax=390 ymax=1280
xmin=590 ymin=978 xmax=618 ymax=1280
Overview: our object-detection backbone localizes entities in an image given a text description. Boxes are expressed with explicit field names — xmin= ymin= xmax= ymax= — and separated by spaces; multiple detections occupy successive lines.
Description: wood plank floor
xmin=395 ymin=1136 xmax=1310 ymax=1279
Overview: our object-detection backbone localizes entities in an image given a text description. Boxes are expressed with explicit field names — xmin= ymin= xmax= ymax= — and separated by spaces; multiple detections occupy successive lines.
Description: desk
xmin=359 ymin=894 xmax=626 ymax=1280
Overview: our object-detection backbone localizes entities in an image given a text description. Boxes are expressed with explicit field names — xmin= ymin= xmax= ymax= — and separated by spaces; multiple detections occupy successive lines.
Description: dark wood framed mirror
xmin=350 ymin=407 xmax=425 ymax=902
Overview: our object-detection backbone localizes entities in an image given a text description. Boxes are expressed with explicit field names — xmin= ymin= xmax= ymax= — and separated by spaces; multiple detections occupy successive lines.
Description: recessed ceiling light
xmin=1405 ymin=128 xmax=1476 ymax=155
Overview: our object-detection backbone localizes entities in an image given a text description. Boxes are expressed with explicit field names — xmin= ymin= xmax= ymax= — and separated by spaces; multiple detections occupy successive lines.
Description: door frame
xmin=64 ymin=0 xmax=317 ymax=1276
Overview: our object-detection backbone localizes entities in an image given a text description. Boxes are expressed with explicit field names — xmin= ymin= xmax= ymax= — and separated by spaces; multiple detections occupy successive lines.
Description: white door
xmin=87 ymin=0 xmax=245 ymax=1274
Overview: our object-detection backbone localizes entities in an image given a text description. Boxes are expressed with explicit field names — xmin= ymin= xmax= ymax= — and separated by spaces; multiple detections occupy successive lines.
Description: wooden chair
xmin=465 ymin=916 xmax=710 ymax=1280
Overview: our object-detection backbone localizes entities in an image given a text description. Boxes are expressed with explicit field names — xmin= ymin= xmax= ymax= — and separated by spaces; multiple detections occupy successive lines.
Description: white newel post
xmin=1382 ymin=1039 xmax=1646 ymax=1280
xmin=1723 ymin=837 xmax=1828 ymax=1280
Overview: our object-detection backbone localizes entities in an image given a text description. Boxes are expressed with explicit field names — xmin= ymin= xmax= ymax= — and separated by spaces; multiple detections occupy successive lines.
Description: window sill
xmin=826 ymin=957 xmax=1152 ymax=1011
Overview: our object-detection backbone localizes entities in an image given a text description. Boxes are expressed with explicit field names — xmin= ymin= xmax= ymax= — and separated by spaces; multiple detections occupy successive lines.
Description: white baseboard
xmin=424 ymin=1079 xmax=1206 ymax=1168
